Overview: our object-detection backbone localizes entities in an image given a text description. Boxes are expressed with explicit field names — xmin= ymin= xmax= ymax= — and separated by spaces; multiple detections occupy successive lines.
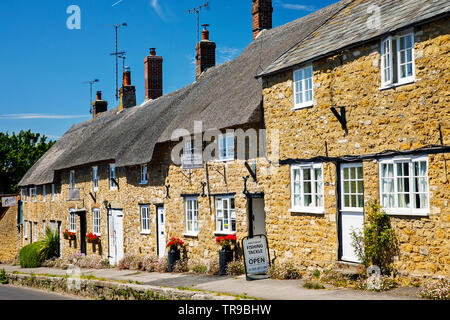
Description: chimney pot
xmin=120 ymin=67 xmax=136 ymax=110
xmin=123 ymin=67 xmax=131 ymax=86
xmin=93 ymin=91 xmax=108 ymax=119
xmin=201 ymin=24 xmax=210 ymax=41
xmin=196 ymin=25 xmax=216 ymax=80
xmin=149 ymin=48 xmax=156 ymax=56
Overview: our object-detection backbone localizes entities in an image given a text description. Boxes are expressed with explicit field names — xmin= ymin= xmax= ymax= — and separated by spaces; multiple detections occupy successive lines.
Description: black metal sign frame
xmin=241 ymin=234 xmax=271 ymax=281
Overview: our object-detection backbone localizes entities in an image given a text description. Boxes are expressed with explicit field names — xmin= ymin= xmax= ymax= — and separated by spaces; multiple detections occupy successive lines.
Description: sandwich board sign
xmin=242 ymin=234 xmax=271 ymax=280
xmin=2 ymin=196 xmax=17 ymax=207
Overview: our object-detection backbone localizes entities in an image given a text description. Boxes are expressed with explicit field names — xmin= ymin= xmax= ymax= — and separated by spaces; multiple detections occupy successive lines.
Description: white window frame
xmin=69 ymin=209 xmax=77 ymax=232
xmin=218 ymin=132 xmax=235 ymax=162
xmin=341 ymin=163 xmax=364 ymax=212
xmin=396 ymin=33 xmax=415 ymax=85
xmin=380 ymin=32 xmax=415 ymax=88
xmin=22 ymin=189 xmax=28 ymax=203
xmin=184 ymin=138 xmax=196 ymax=157
xmin=290 ymin=163 xmax=325 ymax=214
xmin=30 ymin=187 xmax=37 ymax=203
xmin=42 ymin=185 xmax=46 ymax=202
xmin=184 ymin=197 xmax=199 ymax=236
xmin=140 ymin=205 xmax=151 ymax=234
xmin=51 ymin=184 xmax=55 ymax=202
xmin=109 ymin=164 xmax=117 ymax=190
xmin=92 ymin=166 xmax=99 ymax=191
xmin=293 ymin=64 xmax=314 ymax=109
xmin=215 ymin=196 xmax=236 ymax=234
xmin=24 ymin=220 xmax=28 ymax=239
xmin=379 ymin=155 xmax=429 ymax=216
xmin=93 ymin=208 xmax=101 ymax=235
xmin=42 ymin=220 xmax=46 ymax=235
xmin=33 ymin=222 xmax=38 ymax=242
xmin=380 ymin=36 xmax=393 ymax=87
xmin=140 ymin=164 xmax=148 ymax=184
xmin=70 ymin=170 xmax=76 ymax=188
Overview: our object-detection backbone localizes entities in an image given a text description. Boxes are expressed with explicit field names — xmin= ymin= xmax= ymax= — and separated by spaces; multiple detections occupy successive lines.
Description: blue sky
xmin=0 ymin=0 xmax=336 ymax=140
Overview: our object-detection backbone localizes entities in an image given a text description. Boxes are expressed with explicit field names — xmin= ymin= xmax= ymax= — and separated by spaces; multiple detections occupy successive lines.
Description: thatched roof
xmin=258 ymin=0 xmax=450 ymax=78
xmin=18 ymin=0 xmax=350 ymax=187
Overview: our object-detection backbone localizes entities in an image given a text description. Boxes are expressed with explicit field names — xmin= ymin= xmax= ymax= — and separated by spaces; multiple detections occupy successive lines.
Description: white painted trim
xmin=378 ymin=155 xmax=430 ymax=216
xmin=293 ymin=64 xmax=314 ymax=109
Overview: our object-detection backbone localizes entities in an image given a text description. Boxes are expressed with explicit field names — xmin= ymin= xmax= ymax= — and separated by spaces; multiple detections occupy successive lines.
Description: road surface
xmin=0 ymin=285 xmax=78 ymax=300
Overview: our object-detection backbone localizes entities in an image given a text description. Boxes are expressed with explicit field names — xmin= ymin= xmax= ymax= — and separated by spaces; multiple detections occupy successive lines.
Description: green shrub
xmin=226 ymin=259 xmax=245 ymax=276
xmin=0 ymin=269 xmax=8 ymax=284
xmin=173 ymin=259 xmax=189 ymax=273
xmin=19 ymin=242 xmax=44 ymax=268
xmin=118 ymin=254 xmax=142 ymax=270
xmin=192 ymin=263 xmax=208 ymax=274
xmin=303 ymin=281 xmax=325 ymax=289
xmin=268 ymin=262 xmax=302 ymax=280
xmin=320 ymin=270 xmax=349 ymax=288
xmin=351 ymin=200 xmax=398 ymax=275
xmin=37 ymin=228 xmax=60 ymax=261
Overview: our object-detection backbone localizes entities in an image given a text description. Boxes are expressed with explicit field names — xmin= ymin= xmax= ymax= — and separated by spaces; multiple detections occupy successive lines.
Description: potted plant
xmin=166 ymin=237 xmax=184 ymax=272
xmin=63 ymin=229 xmax=76 ymax=240
xmin=216 ymin=234 xmax=237 ymax=276
xmin=85 ymin=232 xmax=100 ymax=244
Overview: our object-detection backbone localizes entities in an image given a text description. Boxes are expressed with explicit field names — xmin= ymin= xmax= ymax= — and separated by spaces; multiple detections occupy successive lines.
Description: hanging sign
xmin=242 ymin=234 xmax=271 ymax=279
xmin=2 ymin=196 xmax=17 ymax=207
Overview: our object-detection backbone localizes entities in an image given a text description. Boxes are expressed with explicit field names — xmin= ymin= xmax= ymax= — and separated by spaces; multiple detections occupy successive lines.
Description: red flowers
xmin=216 ymin=234 xmax=237 ymax=247
xmin=63 ymin=229 xmax=76 ymax=240
xmin=166 ymin=237 xmax=184 ymax=249
xmin=85 ymin=232 xmax=100 ymax=243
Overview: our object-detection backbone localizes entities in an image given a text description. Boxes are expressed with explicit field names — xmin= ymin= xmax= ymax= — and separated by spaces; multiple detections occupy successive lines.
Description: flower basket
xmin=63 ymin=229 xmax=76 ymax=240
xmin=86 ymin=232 xmax=100 ymax=244
xmin=216 ymin=235 xmax=237 ymax=275
xmin=166 ymin=237 xmax=184 ymax=272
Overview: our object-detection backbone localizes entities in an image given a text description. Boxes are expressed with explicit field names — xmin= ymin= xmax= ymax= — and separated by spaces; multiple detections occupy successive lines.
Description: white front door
xmin=252 ymin=197 xmax=266 ymax=236
xmin=340 ymin=163 xmax=364 ymax=263
xmin=108 ymin=209 xmax=124 ymax=265
xmin=157 ymin=206 xmax=166 ymax=259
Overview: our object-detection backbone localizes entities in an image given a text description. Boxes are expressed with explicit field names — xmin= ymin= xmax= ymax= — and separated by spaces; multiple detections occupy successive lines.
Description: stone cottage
xmin=257 ymin=0 xmax=449 ymax=279
xmin=4 ymin=0 xmax=449 ymax=280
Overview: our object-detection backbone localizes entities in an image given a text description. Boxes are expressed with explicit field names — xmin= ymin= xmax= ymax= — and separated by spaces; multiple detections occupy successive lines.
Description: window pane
xmin=344 ymin=195 xmax=350 ymax=207
xmin=303 ymin=168 xmax=311 ymax=180
xmin=304 ymin=195 xmax=312 ymax=207
xmin=344 ymin=181 xmax=349 ymax=193
xmin=351 ymin=195 xmax=357 ymax=208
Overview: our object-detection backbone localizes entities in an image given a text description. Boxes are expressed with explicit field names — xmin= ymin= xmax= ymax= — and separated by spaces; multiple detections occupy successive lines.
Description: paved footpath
xmin=0 ymin=264 xmax=420 ymax=300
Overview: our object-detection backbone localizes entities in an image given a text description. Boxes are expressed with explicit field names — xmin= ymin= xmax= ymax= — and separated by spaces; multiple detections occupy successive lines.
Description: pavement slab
xmin=0 ymin=264 xmax=421 ymax=300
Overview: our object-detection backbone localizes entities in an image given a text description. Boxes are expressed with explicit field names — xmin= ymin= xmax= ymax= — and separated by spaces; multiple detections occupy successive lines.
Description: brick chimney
xmin=196 ymin=25 xmax=216 ymax=80
xmin=119 ymin=66 xmax=136 ymax=110
xmin=144 ymin=48 xmax=163 ymax=100
xmin=92 ymin=91 xmax=108 ymax=119
xmin=252 ymin=0 xmax=273 ymax=40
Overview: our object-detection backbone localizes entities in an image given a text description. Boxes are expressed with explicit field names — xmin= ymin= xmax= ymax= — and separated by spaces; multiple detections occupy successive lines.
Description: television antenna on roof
xmin=106 ymin=22 xmax=127 ymax=101
xmin=82 ymin=79 xmax=100 ymax=114
xmin=185 ymin=0 xmax=209 ymax=59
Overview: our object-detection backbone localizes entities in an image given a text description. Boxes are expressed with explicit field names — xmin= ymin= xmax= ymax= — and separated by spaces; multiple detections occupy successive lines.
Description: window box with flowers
xmin=166 ymin=237 xmax=184 ymax=272
xmin=86 ymin=232 xmax=101 ymax=244
xmin=216 ymin=234 xmax=237 ymax=275
xmin=63 ymin=229 xmax=76 ymax=240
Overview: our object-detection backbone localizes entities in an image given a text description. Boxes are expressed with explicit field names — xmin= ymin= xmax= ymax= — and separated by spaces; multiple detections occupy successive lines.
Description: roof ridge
xmin=256 ymin=0 xmax=355 ymax=78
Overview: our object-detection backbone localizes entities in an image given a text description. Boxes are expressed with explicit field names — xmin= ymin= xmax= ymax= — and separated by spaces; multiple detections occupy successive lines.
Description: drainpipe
xmin=103 ymin=201 xmax=111 ymax=259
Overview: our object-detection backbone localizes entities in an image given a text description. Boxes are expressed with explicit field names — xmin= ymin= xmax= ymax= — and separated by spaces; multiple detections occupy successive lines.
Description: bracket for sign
xmin=241 ymin=234 xmax=271 ymax=281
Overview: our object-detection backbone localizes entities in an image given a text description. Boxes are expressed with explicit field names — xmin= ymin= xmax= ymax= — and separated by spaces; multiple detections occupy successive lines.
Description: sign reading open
xmin=242 ymin=235 xmax=270 ymax=277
